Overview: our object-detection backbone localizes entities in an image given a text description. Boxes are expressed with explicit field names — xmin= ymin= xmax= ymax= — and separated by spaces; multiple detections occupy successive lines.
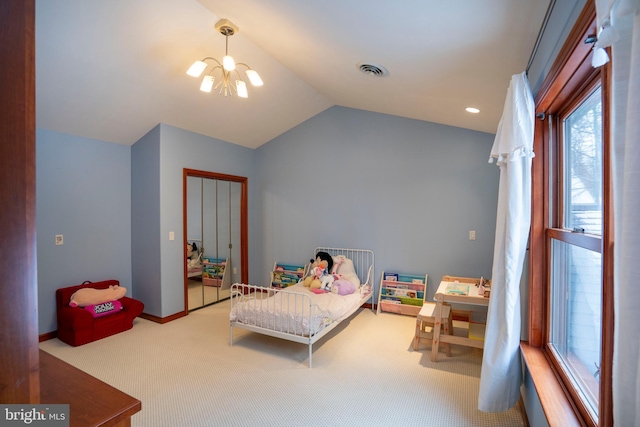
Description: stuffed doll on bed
xmin=329 ymin=254 xmax=360 ymax=295
xmin=302 ymin=253 xmax=330 ymax=290
xmin=302 ymin=252 xmax=360 ymax=295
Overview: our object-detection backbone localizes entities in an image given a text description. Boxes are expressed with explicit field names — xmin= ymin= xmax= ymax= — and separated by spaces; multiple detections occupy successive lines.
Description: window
xmin=549 ymin=85 xmax=604 ymax=419
xmin=529 ymin=2 xmax=613 ymax=426
xmin=550 ymin=239 xmax=602 ymax=411
xmin=562 ymin=87 xmax=603 ymax=235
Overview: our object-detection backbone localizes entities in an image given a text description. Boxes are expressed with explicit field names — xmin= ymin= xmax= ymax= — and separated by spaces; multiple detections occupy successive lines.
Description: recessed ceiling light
xmin=466 ymin=107 xmax=480 ymax=114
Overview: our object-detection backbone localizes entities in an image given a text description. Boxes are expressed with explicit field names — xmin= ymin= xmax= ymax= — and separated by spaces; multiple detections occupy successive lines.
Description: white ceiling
xmin=35 ymin=0 xmax=550 ymax=149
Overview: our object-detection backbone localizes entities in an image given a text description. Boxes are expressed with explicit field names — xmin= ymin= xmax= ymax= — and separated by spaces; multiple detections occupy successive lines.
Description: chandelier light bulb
xmin=187 ymin=61 xmax=207 ymax=77
xmin=187 ymin=19 xmax=262 ymax=99
xmin=223 ymin=55 xmax=236 ymax=71
xmin=200 ymin=75 xmax=214 ymax=92
xmin=245 ymin=69 xmax=263 ymax=87
xmin=236 ymin=80 xmax=248 ymax=98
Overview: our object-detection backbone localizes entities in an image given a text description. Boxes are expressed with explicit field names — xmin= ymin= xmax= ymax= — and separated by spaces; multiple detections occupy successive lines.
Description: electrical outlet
xmin=469 ymin=230 xmax=476 ymax=240
xmin=55 ymin=235 xmax=64 ymax=245
xmin=233 ymin=267 xmax=237 ymax=274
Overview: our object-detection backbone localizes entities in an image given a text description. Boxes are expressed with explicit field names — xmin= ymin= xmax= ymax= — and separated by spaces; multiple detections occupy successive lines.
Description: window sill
xmin=520 ymin=342 xmax=583 ymax=427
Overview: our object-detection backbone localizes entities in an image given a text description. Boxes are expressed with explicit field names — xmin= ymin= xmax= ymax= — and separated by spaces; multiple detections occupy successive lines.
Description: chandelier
xmin=187 ymin=19 xmax=263 ymax=98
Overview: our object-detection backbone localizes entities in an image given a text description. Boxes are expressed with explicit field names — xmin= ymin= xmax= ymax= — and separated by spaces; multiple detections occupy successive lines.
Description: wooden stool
xmin=413 ymin=302 xmax=452 ymax=356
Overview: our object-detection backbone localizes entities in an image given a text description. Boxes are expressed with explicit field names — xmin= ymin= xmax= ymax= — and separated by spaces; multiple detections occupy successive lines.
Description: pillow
xmin=83 ymin=300 xmax=123 ymax=318
xmin=334 ymin=257 xmax=360 ymax=288
xmin=69 ymin=285 xmax=127 ymax=307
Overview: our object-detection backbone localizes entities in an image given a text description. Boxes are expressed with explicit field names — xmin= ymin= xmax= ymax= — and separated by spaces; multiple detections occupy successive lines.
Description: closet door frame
xmin=182 ymin=168 xmax=248 ymax=313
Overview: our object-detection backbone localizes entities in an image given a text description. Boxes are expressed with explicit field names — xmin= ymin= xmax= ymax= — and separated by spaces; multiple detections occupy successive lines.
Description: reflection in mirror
xmin=230 ymin=182 xmax=242 ymax=284
xmin=185 ymin=171 xmax=246 ymax=311
xmin=203 ymin=178 xmax=219 ymax=306
xmin=217 ymin=180 xmax=230 ymax=261
xmin=186 ymin=176 xmax=204 ymax=310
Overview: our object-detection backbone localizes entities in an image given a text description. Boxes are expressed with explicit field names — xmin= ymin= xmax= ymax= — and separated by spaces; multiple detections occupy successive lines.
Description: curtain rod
xmin=526 ymin=0 xmax=557 ymax=74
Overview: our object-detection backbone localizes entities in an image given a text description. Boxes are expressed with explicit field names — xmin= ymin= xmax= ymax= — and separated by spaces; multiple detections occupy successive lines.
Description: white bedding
xmin=229 ymin=283 xmax=366 ymax=336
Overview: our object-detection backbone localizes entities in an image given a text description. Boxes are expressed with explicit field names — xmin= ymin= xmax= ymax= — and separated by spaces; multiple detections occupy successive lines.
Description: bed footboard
xmin=229 ymin=284 xmax=326 ymax=338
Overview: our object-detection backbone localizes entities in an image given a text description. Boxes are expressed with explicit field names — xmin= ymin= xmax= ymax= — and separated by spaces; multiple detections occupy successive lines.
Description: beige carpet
xmin=40 ymin=300 xmax=528 ymax=427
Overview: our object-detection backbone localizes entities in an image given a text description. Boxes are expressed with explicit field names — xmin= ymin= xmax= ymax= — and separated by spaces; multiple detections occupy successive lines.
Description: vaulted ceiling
xmin=35 ymin=0 xmax=550 ymax=149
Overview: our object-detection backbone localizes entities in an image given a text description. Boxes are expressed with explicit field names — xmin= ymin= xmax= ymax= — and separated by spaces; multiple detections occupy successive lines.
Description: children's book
xmin=445 ymin=283 xmax=469 ymax=296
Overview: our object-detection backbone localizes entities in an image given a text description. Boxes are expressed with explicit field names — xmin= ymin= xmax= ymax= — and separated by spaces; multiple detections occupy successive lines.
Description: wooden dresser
xmin=40 ymin=350 xmax=141 ymax=427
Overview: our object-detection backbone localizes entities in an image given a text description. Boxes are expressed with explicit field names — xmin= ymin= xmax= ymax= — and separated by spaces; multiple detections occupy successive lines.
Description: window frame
xmin=528 ymin=1 xmax=614 ymax=426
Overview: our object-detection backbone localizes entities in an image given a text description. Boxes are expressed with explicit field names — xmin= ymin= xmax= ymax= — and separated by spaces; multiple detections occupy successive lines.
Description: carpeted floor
xmin=40 ymin=300 xmax=528 ymax=427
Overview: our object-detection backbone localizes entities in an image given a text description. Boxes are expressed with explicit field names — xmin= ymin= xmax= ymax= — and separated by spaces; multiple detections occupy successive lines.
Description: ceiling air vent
xmin=357 ymin=63 xmax=389 ymax=77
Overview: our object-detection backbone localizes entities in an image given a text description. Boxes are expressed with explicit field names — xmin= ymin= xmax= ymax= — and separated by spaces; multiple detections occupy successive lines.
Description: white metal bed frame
xmin=229 ymin=247 xmax=375 ymax=367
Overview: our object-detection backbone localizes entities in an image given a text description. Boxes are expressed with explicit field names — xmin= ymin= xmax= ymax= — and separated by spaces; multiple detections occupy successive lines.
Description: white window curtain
xmin=478 ymin=72 xmax=534 ymax=412
xmin=594 ymin=0 xmax=640 ymax=424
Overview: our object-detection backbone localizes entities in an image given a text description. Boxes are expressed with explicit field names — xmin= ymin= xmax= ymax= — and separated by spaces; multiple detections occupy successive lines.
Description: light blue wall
xmin=157 ymin=124 xmax=257 ymax=317
xmin=521 ymin=359 xmax=550 ymax=427
xmin=131 ymin=125 xmax=162 ymax=315
xmin=36 ymin=129 xmax=132 ymax=333
xmin=255 ymin=106 xmax=499 ymax=299
xmin=186 ymin=177 xmax=202 ymax=241
xmin=132 ymin=126 xmax=251 ymax=315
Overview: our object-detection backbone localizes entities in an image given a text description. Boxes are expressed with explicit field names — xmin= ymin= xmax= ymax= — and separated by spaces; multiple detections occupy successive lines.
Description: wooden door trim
xmin=182 ymin=169 xmax=248 ymax=313
xmin=0 ymin=0 xmax=39 ymax=404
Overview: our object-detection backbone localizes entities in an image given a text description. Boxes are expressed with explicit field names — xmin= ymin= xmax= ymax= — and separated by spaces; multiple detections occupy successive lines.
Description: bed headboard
xmin=314 ymin=247 xmax=375 ymax=287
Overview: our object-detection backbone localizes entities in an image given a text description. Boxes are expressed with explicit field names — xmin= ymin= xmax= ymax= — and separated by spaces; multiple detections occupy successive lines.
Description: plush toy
xmin=69 ymin=285 xmax=127 ymax=308
xmin=303 ymin=258 xmax=329 ymax=289
xmin=333 ymin=257 xmax=360 ymax=288
xmin=320 ymin=274 xmax=335 ymax=291
xmin=331 ymin=255 xmax=345 ymax=274
xmin=186 ymin=242 xmax=196 ymax=258
xmin=186 ymin=242 xmax=201 ymax=268
xmin=315 ymin=251 xmax=334 ymax=274
xmin=303 ymin=252 xmax=340 ymax=289
xmin=331 ymin=279 xmax=356 ymax=296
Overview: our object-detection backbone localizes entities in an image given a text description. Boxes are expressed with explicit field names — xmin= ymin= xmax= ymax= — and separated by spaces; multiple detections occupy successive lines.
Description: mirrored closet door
xmin=184 ymin=169 xmax=247 ymax=312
